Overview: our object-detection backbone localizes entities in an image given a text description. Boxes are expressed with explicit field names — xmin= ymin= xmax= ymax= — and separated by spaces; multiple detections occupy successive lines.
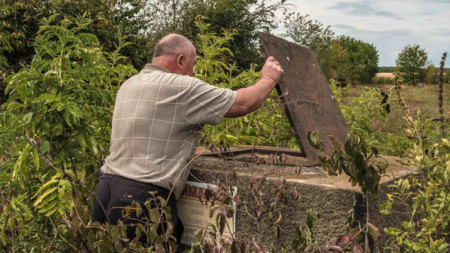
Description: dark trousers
xmin=91 ymin=174 xmax=184 ymax=251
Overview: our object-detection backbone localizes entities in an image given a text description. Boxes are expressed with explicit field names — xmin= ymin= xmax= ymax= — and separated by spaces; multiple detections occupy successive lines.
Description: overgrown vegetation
xmin=0 ymin=1 xmax=448 ymax=252
xmin=0 ymin=14 xmax=137 ymax=251
xmin=379 ymin=68 xmax=450 ymax=252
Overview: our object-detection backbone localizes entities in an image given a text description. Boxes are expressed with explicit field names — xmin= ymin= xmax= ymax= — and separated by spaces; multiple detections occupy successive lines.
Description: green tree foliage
xmin=36 ymin=0 xmax=152 ymax=69
xmin=0 ymin=14 xmax=136 ymax=251
xmin=0 ymin=0 xmax=150 ymax=107
xmin=284 ymin=13 xmax=335 ymax=79
xmin=0 ymin=0 xmax=41 ymax=104
xmin=201 ymin=0 xmax=286 ymax=70
xmin=378 ymin=66 xmax=396 ymax=73
xmin=333 ymin=36 xmax=379 ymax=84
xmin=0 ymin=0 xmax=286 ymax=108
xmin=146 ymin=0 xmax=287 ymax=70
xmin=423 ymin=61 xmax=439 ymax=84
xmin=396 ymin=44 xmax=428 ymax=86
xmin=285 ymin=15 xmax=378 ymax=84
xmin=284 ymin=13 xmax=335 ymax=56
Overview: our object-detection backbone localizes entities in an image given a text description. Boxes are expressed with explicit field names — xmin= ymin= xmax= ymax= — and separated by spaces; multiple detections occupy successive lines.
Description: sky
xmin=274 ymin=0 xmax=450 ymax=66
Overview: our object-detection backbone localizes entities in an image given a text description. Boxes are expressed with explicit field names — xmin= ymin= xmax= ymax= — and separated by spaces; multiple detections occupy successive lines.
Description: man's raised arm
xmin=225 ymin=56 xmax=284 ymax=117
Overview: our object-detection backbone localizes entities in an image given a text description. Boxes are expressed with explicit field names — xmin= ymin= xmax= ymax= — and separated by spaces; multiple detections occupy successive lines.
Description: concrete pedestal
xmin=187 ymin=146 xmax=416 ymax=248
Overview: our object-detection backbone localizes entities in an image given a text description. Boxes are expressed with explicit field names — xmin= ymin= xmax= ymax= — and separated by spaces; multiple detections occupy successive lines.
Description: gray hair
xmin=153 ymin=34 xmax=193 ymax=59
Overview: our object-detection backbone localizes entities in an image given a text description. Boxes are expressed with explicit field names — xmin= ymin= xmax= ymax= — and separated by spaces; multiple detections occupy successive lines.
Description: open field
xmin=375 ymin=72 xmax=395 ymax=79
xmin=347 ymin=83 xmax=450 ymax=138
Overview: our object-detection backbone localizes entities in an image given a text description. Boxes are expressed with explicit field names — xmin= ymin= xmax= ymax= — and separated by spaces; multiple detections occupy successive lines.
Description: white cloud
xmin=277 ymin=0 xmax=450 ymax=66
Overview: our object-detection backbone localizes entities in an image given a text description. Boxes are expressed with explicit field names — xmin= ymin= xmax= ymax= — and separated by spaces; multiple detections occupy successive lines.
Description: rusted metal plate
xmin=258 ymin=32 xmax=349 ymax=160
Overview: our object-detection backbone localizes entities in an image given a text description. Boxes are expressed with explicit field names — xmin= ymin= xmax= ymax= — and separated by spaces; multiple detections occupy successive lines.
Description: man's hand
xmin=261 ymin=56 xmax=284 ymax=84
xmin=225 ymin=56 xmax=284 ymax=117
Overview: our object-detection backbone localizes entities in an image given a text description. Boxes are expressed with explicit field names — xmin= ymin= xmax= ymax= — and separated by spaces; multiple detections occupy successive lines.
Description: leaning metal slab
xmin=258 ymin=32 xmax=349 ymax=160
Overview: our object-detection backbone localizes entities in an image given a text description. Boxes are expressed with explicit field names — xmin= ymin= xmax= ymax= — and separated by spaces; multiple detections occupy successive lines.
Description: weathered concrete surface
xmin=189 ymin=146 xmax=416 ymax=248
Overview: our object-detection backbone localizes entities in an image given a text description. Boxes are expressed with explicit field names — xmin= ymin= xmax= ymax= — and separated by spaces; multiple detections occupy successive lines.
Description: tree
xmin=423 ymin=61 xmax=438 ymax=84
xmin=396 ymin=44 xmax=428 ymax=86
xmin=335 ymin=36 xmax=379 ymax=84
xmin=284 ymin=15 xmax=378 ymax=84
xmin=146 ymin=0 xmax=287 ymax=70
xmin=0 ymin=0 xmax=151 ymax=107
xmin=284 ymin=13 xmax=334 ymax=71
xmin=284 ymin=13 xmax=335 ymax=80
xmin=0 ymin=1 xmax=41 ymax=105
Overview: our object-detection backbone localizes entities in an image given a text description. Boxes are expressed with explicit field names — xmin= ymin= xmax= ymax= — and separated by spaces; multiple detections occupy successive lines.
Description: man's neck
xmin=152 ymin=57 xmax=177 ymax=74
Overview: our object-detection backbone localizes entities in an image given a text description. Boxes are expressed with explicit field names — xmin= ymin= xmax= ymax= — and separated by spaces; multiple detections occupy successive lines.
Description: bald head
xmin=152 ymin=34 xmax=197 ymax=76
xmin=153 ymin=34 xmax=194 ymax=59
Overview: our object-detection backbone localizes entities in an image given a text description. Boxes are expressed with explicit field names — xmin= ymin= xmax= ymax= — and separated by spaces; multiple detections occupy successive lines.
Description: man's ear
xmin=176 ymin=55 xmax=184 ymax=69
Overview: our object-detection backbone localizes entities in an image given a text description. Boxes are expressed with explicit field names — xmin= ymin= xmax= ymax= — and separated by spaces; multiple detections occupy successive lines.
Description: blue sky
xmin=275 ymin=0 xmax=450 ymax=66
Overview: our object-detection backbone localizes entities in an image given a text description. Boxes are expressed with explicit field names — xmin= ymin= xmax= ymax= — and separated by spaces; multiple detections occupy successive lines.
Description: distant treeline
xmin=378 ymin=66 xmax=396 ymax=73
xmin=379 ymin=66 xmax=450 ymax=73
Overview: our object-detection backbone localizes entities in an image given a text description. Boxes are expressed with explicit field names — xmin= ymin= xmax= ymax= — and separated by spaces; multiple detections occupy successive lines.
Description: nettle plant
xmin=0 ymin=14 xmax=136 ymax=251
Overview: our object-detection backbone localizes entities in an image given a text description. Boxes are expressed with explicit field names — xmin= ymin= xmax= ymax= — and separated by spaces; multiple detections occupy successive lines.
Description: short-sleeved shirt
xmin=100 ymin=64 xmax=237 ymax=198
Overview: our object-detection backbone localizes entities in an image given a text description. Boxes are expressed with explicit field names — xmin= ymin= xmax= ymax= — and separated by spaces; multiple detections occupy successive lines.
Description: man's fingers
xmin=266 ymin=56 xmax=275 ymax=62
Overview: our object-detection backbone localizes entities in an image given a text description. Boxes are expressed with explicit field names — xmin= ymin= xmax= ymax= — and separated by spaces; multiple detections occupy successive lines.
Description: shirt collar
xmin=141 ymin=63 xmax=171 ymax=74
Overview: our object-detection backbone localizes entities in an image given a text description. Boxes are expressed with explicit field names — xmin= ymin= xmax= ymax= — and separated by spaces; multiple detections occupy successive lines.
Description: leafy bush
xmin=194 ymin=18 xmax=296 ymax=150
xmin=379 ymin=76 xmax=450 ymax=252
xmin=0 ymin=14 xmax=136 ymax=251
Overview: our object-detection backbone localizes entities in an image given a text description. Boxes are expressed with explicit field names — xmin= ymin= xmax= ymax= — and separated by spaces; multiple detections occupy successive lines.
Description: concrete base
xmin=187 ymin=146 xmax=416 ymax=248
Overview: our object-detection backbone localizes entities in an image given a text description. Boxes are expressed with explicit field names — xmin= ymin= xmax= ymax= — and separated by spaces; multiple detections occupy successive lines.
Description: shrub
xmin=0 ymin=14 xmax=136 ymax=251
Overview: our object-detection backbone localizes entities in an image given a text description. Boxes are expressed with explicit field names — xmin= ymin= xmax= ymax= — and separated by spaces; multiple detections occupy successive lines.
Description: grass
xmin=347 ymin=83 xmax=450 ymax=140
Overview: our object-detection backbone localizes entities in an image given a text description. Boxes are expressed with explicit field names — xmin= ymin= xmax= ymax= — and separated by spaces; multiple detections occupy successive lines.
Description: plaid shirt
xmin=101 ymin=64 xmax=237 ymax=198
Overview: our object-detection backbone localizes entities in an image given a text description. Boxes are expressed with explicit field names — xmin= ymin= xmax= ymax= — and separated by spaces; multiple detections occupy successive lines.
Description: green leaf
xmin=367 ymin=223 xmax=380 ymax=241
xmin=59 ymin=179 xmax=72 ymax=191
xmin=44 ymin=204 xmax=59 ymax=217
xmin=273 ymin=225 xmax=281 ymax=239
xmin=345 ymin=141 xmax=354 ymax=156
xmin=307 ymin=131 xmax=321 ymax=149
xmin=0 ymin=229 xmax=6 ymax=246
xmin=37 ymin=193 xmax=58 ymax=209
xmin=13 ymin=143 xmax=32 ymax=180
xmin=89 ymin=136 xmax=98 ymax=154
xmin=63 ymin=109 xmax=71 ymax=126
xmin=354 ymin=152 xmax=365 ymax=170
xmin=33 ymin=187 xmax=57 ymax=207
xmin=5 ymin=101 xmax=24 ymax=111
xmin=78 ymin=133 xmax=87 ymax=153
xmin=40 ymin=140 xmax=50 ymax=154
xmin=23 ymin=112 xmax=33 ymax=124
xmin=38 ymin=199 xmax=58 ymax=213
xmin=32 ymin=148 xmax=40 ymax=171
xmin=32 ymin=175 xmax=59 ymax=199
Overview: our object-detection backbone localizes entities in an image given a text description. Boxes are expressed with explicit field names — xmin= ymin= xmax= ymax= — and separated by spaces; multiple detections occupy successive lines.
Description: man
xmin=91 ymin=33 xmax=283 ymax=250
